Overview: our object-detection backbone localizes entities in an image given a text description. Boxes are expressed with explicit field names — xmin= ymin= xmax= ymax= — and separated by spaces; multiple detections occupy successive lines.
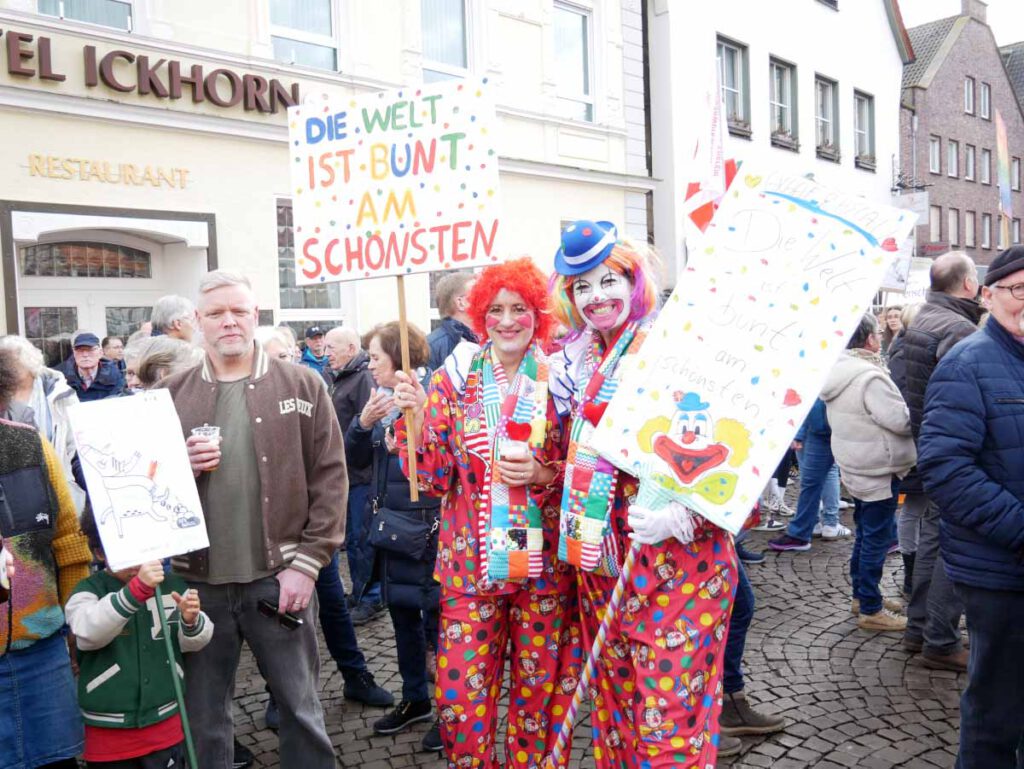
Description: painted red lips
xmin=654 ymin=434 xmax=729 ymax=484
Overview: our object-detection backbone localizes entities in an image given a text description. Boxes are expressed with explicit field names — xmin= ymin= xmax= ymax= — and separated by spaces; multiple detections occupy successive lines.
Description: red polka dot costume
xmin=399 ymin=342 xmax=582 ymax=769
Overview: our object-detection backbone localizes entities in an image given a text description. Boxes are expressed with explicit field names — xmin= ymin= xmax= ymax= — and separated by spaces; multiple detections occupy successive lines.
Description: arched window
xmin=19 ymin=242 xmax=151 ymax=278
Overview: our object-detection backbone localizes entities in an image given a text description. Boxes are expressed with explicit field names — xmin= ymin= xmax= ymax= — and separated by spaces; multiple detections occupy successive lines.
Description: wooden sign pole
xmin=396 ymin=274 xmax=420 ymax=502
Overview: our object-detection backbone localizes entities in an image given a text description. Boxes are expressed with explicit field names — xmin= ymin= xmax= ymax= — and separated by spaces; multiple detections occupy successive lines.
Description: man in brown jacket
xmin=160 ymin=270 xmax=345 ymax=769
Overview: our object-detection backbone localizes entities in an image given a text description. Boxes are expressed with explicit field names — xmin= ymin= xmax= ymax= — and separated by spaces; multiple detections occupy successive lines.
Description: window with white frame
xmin=1013 ymin=157 xmax=1021 ymax=191
xmin=38 ymin=0 xmax=132 ymax=30
xmin=1014 ymin=218 xmax=1021 ymax=244
xmin=965 ymin=144 xmax=976 ymax=181
xmin=948 ymin=208 xmax=960 ymax=246
xmin=854 ymin=91 xmax=875 ymax=168
xmin=717 ymin=36 xmax=750 ymax=134
xmin=947 ymin=140 xmax=959 ymax=178
xmin=553 ymin=2 xmax=594 ymax=122
xmin=276 ymin=200 xmax=344 ymax=315
xmin=980 ymin=82 xmax=991 ymax=120
xmin=965 ymin=211 xmax=976 ymax=247
xmin=422 ymin=0 xmax=468 ymax=82
xmin=998 ymin=217 xmax=1007 ymax=249
xmin=270 ymin=0 xmax=337 ymax=71
xmin=929 ymin=136 xmax=941 ymax=174
xmin=981 ymin=149 xmax=992 ymax=184
xmin=769 ymin=58 xmax=797 ymax=147
xmin=929 ymin=205 xmax=942 ymax=243
xmin=964 ymin=77 xmax=975 ymax=114
xmin=982 ymin=213 xmax=992 ymax=248
xmin=815 ymin=76 xmax=839 ymax=159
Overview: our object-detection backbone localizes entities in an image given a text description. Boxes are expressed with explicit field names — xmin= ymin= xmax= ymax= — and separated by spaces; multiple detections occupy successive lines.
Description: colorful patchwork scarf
xmin=475 ymin=342 xmax=549 ymax=583
xmin=558 ymin=322 xmax=647 ymax=576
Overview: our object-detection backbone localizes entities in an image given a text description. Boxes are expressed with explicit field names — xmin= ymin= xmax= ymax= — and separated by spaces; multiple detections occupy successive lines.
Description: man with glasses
xmin=918 ymin=245 xmax=1024 ymax=769
xmin=60 ymin=331 xmax=125 ymax=401
xmin=896 ymin=251 xmax=983 ymax=672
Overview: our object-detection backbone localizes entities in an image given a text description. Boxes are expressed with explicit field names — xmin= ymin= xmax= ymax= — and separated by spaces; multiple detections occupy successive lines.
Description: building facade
xmin=0 ymin=0 xmax=651 ymax=363
xmin=647 ymin=0 xmax=913 ymax=281
xmin=899 ymin=0 xmax=1024 ymax=270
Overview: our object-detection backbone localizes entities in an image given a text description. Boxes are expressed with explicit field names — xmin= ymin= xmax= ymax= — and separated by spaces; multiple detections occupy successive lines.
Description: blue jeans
xmin=347 ymin=483 xmax=380 ymax=605
xmin=788 ymin=436 xmax=840 ymax=541
xmin=0 ymin=632 xmax=84 ymax=769
xmin=390 ymin=605 xmax=430 ymax=702
xmin=315 ymin=550 xmax=370 ymax=676
xmin=723 ymin=560 xmax=754 ymax=694
xmin=850 ymin=477 xmax=900 ymax=615
xmin=954 ymin=582 xmax=1024 ymax=769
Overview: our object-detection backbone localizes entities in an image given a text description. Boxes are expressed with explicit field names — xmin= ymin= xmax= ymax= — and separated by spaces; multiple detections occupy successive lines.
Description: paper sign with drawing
xmin=590 ymin=167 xmax=918 ymax=534
xmin=68 ymin=389 xmax=208 ymax=570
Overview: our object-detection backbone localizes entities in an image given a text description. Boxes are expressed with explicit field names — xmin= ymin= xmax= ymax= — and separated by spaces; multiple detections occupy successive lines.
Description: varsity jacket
xmin=66 ymin=570 xmax=212 ymax=729
xmin=157 ymin=343 xmax=347 ymax=580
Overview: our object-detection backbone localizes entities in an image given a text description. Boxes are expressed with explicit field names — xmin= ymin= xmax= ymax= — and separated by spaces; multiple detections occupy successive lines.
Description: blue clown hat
xmin=554 ymin=220 xmax=619 ymax=276
xmin=675 ymin=392 xmax=709 ymax=411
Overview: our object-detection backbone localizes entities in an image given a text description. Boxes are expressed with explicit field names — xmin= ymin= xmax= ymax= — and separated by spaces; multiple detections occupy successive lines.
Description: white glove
xmin=627 ymin=500 xmax=696 ymax=545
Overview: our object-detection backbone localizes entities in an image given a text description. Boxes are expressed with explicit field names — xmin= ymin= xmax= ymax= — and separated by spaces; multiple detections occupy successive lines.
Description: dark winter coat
xmin=330 ymin=350 xmax=374 ymax=486
xmin=345 ymin=392 xmax=440 ymax=610
xmin=426 ymin=317 xmax=477 ymax=373
xmin=59 ymin=358 xmax=124 ymax=402
xmin=918 ymin=319 xmax=1024 ymax=591
xmin=901 ymin=292 xmax=983 ymax=439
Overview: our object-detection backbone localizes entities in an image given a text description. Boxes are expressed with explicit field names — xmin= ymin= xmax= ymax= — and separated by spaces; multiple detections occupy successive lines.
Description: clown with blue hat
xmin=546 ymin=220 xmax=742 ymax=767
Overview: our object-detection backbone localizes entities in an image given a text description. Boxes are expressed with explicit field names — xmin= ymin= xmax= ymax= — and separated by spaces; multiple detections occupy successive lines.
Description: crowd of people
xmin=1 ymin=229 xmax=1023 ymax=769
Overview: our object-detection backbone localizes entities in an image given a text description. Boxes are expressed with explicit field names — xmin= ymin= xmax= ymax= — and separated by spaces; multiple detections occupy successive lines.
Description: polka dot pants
xmin=435 ymin=588 xmax=583 ymax=769
xmin=578 ymin=530 xmax=737 ymax=769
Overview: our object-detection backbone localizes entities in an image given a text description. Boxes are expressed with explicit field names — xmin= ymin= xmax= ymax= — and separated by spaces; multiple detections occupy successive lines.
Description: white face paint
xmin=572 ymin=265 xmax=632 ymax=334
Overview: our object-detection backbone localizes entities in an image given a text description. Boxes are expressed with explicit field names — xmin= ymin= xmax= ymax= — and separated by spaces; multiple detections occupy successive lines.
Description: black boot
xmin=902 ymin=551 xmax=916 ymax=597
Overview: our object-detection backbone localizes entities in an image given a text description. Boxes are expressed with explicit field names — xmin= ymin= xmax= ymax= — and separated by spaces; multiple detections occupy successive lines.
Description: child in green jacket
xmin=65 ymin=504 xmax=213 ymax=767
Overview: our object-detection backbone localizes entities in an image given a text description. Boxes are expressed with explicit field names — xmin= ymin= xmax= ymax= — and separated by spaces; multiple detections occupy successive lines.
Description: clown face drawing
xmin=653 ymin=392 xmax=731 ymax=485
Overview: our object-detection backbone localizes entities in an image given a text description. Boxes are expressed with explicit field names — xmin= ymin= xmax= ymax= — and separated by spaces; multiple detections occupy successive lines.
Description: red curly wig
xmin=465 ymin=257 xmax=555 ymax=345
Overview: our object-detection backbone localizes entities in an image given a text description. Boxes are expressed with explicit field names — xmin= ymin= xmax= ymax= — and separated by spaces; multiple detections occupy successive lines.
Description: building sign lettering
xmin=28 ymin=154 xmax=190 ymax=189
xmin=2 ymin=29 xmax=300 ymax=114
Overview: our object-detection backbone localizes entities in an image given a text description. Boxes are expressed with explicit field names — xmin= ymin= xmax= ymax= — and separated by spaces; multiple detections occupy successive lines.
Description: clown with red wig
xmin=393 ymin=258 xmax=581 ymax=769
xmin=549 ymin=221 xmax=738 ymax=769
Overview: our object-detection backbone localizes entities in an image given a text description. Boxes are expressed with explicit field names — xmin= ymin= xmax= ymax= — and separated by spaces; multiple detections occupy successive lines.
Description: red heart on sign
xmin=881 ymin=237 xmax=898 ymax=252
xmin=506 ymin=422 xmax=532 ymax=442
xmin=783 ymin=389 xmax=802 ymax=407
xmin=582 ymin=401 xmax=609 ymax=426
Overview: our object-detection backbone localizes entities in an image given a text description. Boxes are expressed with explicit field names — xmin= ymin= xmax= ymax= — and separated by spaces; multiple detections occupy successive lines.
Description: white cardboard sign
xmin=287 ymin=78 xmax=502 ymax=285
xmin=69 ymin=390 xmax=208 ymax=570
xmin=591 ymin=166 xmax=918 ymax=534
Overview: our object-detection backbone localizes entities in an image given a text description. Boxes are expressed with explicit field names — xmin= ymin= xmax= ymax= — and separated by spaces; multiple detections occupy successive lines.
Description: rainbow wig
xmin=549 ymin=238 xmax=662 ymax=336
xmin=466 ymin=257 xmax=555 ymax=345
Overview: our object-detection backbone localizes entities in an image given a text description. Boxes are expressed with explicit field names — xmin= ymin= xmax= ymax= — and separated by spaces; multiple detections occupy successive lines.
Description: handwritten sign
xmin=287 ymin=79 xmax=501 ymax=285
xmin=900 ymin=257 xmax=933 ymax=304
xmin=69 ymin=390 xmax=208 ymax=570
xmin=591 ymin=167 xmax=917 ymax=533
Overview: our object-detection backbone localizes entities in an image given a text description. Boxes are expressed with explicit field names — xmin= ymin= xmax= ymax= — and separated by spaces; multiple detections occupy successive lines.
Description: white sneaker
xmin=753 ymin=517 xmax=785 ymax=532
xmin=838 ymin=500 xmax=853 ymax=510
xmin=822 ymin=523 xmax=852 ymax=540
xmin=776 ymin=499 xmax=795 ymax=517
xmin=812 ymin=522 xmax=824 ymax=538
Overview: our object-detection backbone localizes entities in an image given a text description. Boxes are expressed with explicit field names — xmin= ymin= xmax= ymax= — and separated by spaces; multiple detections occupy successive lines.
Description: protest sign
xmin=69 ymin=389 xmax=208 ymax=570
xmin=880 ymin=236 xmax=913 ymax=291
xmin=900 ymin=256 xmax=933 ymax=304
xmin=287 ymin=78 xmax=501 ymax=285
xmin=590 ymin=166 xmax=917 ymax=533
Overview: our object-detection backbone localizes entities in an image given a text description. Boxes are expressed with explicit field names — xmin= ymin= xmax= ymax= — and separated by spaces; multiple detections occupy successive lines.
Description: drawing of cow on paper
xmin=79 ymin=444 xmax=201 ymax=538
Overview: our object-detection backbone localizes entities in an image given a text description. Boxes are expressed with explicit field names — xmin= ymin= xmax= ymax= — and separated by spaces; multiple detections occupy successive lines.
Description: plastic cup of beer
xmin=191 ymin=424 xmax=222 ymax=470
xmin=500 ymin=439 xmax=530 ymax=461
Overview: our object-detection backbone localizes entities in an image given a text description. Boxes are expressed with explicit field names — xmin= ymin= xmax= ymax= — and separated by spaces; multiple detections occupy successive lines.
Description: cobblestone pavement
xmin=232 ymin=491 xmax=963 ymax=768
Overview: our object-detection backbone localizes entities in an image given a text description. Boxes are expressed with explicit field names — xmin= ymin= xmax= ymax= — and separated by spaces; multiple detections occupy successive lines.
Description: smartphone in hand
xmin=257 ymin=598 xmax=304 ymax=630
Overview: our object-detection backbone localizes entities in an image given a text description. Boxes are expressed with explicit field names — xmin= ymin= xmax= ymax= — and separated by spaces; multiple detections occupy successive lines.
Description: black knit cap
xmin=984 ymin=245 xmax=1024 ymax=286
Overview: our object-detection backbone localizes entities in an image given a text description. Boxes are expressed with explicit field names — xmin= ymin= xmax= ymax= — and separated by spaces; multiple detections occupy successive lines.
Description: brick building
xmin=899 ymin=0 xmax=1024 ymax=271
